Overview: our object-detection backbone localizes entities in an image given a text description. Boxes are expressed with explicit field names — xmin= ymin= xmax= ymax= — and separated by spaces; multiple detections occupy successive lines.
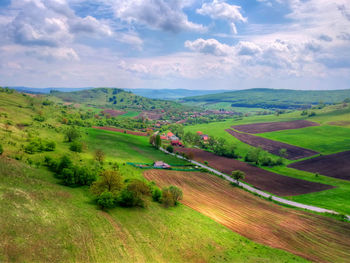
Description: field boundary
xmin=159 ymin=147 xmax=350 ymax=221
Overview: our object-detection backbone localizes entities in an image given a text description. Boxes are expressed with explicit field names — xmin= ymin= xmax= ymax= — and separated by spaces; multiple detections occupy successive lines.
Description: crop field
xmin=144 ymin=169 xmax=350 ymax=263
xmin=258 ymin=125 xmax=350 ymax=155
xmin=173 ymin=147 xmax=332 ymax=196
xmin=289 ymin=151 xmax=350 ymax=180
xmin=225 ymin=129 xmax=318 ymax=160
xmin=231 ymin=120 xmax=319 ymax=134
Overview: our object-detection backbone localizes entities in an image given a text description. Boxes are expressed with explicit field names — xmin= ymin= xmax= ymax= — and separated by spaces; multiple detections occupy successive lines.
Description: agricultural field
xmin=225 ymin=129 xmax=319 ymax=160
xmin=144 ymin=169 xmax=350 ymax=263
xmin=289 ymin=151 xmax=350 ymax=181
xmin=259 ymin=125 xmax=350 ymax=155
xmin=174 ymin=147 xmax=333 ymax=196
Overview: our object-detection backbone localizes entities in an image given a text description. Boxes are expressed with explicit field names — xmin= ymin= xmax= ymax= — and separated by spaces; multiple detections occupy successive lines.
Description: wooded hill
xmin=182 ymin=88 xmax=350 ymax=109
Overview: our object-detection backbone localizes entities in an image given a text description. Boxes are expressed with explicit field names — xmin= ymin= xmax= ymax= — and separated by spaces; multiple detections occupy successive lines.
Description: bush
xmin=64 ymin=126 xmax=81 ymax=142
xmin=69 ymin=141 xmax=83 ymax=152
xmin=96 ymin=191 xmax=117 ymax=209
xmin=118 ymin=179 xmax=151 ymax=208
xmin=152 ymin=187 xmax=162 ymax=202
xmin=0 ymin=144 xmax=3 ymax=155
xmin=24 ymin=138 xmax=55 ymax=154
xmin=166 ymin=145 xmax=174 ymax=153
xmin=91 ymin=170 xmax=123 ymax=196
xmin=161 ymin=185 xmax=183 ymax=207
xmin=33 ymin=115 xmax=45 ymax=122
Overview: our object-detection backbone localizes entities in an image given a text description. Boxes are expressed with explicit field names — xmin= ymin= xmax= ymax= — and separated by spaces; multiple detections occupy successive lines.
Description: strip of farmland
xmin=289 ymin=151 xmax=350 ymax=181
xmin=225 ymin=129 xmax=318 ymax=160
xmin=174 ymin=147 xmax=333 ymax=196
xmin=231 ymin=120 xmax=319 ymax=134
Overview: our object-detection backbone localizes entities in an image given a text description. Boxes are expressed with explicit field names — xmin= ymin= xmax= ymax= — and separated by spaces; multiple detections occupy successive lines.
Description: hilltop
xmin=182 ymin=88 xmax=350 ymax=109
xmin=49 ymin=88 xmax=184 ymax=111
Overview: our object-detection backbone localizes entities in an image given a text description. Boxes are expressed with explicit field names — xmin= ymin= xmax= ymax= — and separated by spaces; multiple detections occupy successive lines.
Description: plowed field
xmin=232 ymin=120 xmax=319 ymax=134
xmin=289 ymin=151 xmax=350 ymax=181
xmin=174 ymin=147 xmax=333 ymax=196
xmin=144 ymin=169 xmax=350 ymax=263
xmin=226 ymin=129 xmax=318 ymax=160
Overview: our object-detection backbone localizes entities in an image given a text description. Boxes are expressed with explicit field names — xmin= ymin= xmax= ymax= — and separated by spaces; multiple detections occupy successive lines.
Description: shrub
xmin=91 ymin=170 xmax=123 ymax=196
xmin=152 ymin=186 xmax=162 ymax=202
xmin=168 ymin=186 xmax=183 ymax=205
xmin=69 ymin=141 xmax=83 ymax=152
xmin=44 ymin=141 xmax=56 ymax=151
xmin=0 ymin=144 xmax=3 ymax=155
xmin=33 ymin=115 xmax=45 ymax=122
xmin=94 ymin=149 xmax=105 ymax=163
xmin=118 ymin=189 xmax=138 ymax=207
xmin=96 ymin=191 xmax=117 ymax=209
xmin=24 ymin=139 xmax=55 ymax=154
xmin=161 ymin=189 xmax=175 ymax=208
xmin=166 ymin=145 xmax=174 ymax=153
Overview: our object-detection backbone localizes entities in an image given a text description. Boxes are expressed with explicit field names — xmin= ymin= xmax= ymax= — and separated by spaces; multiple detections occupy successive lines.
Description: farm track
xmin=231 ymin=120 xmax=319 ymax=134
xmin=144 ymin=170 xmax=350 ymax=263
xmin=173 ymin=147 xmax=333 ymax=196
xmin=289 ymin=151 xmax=350 ymax=181
xmin=225 ymin=129 xmax=319 ymax=160
xmin=92 ymin=126 xmax=148 ymax=136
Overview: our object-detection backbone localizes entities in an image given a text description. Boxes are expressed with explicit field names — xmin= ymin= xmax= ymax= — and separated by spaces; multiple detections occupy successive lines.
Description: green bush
xmin=152 ymin=187 xmax=162 ymax=202
xmin=24 ymin=138 xmax=55 ymax=154
xmin=166 ymin=145 xmax=174 ymax=153
xmin=96 ymin=191 xmax=117 ymax=209
xmin=69 ymin=141 xmax=83 ymax=152
xmin=0 ymin=144 xmax=3 ymax=155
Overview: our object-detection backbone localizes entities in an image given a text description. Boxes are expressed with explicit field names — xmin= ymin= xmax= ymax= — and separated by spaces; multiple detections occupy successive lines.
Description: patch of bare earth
xmin=92 ymin=126 xmax=148 ymax=136
xmin=289 ymin=151 xmax=350 ymax=181
xmin=232 ymin=120 xmax=319 ymax=134
xmin=144 ymin=169 xmax=350 ymax=263
xmin=225 ymin=129 xmax=318 ymax=160
xmin=174 ymin=147 xmax=333 ymax=196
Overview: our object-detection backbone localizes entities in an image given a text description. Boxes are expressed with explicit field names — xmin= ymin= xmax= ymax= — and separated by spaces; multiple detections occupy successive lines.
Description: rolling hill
xmin=49 ymin=88 xmax=184 ymax=111
xmin=182 ymin=88 xmax=350 ymax=109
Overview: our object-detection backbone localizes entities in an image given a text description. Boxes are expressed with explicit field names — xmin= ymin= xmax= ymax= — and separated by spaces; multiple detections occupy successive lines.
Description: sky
xmin=0 ymin=0 xmax=350 ymax=90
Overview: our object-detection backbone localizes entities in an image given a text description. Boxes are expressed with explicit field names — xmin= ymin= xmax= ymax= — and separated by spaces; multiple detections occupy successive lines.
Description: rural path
xmin=160 ymin=147 xmax=350 ymax=221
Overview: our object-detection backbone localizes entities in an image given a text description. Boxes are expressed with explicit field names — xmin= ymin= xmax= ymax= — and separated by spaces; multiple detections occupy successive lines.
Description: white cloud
xmin=184 ymin=38 xmax=233 ymax=56
xmin=105 ymin=0 xmax=206 ymax=33
xmin=197 ymin=0 xmax=247 ymax=34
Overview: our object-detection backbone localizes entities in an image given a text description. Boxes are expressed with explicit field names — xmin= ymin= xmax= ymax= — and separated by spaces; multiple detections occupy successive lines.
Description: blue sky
xmin=0 ymin=0 xmax=350 ymax=90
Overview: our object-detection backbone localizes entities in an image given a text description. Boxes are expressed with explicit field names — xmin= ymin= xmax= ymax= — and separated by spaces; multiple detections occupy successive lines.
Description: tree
xmin=279 ymin=148 xmax=287 ymax=158
xmin=161 ymin=188 xmax=175 ymax=208
xmin=70 ymin=141 xmax=83 ymax=152
xmin=231 ymin=170 xmax=245 ymax=182
xmin=152 ymin=187 xmax=162 ymax=202
xmin=155 ymin=134 xmax=161 ymax=149
xmin=65 ymin=126 xmax=81 ymax=142
xmin=94 ymin=149 xmax=105 ymax=163
xmin=168 ymin=186 xmax=183 ymax=205
xmin=90 ymin=170 xmax=123 ymax=196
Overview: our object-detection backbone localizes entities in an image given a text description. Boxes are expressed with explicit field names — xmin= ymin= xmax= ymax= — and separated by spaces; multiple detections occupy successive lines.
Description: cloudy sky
xmin=0 ymin=0 xmax=350 ymax=90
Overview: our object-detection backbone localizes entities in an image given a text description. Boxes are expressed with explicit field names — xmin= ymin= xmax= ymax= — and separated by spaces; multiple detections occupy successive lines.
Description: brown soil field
xmin=92 ymin=126 xmax=148 ymax=136
xmin=225 ymin=129 xmax=318 ymax=160
xmin=174 ymin=147 xmax=333 ymax=196
xmin=232 ymin=120 xmax=319 ymax=134
xmin=144 ymin=170 xmax=350 ymax=263
xmin=101 ymin=109 xmax=126 ymax=117
xmin=289 ymin=151 xmax=350 ymax=181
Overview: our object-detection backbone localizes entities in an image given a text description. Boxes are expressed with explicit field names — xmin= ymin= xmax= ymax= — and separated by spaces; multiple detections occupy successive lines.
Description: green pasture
xmin=259 ymin=125 xmax=350 ymax=154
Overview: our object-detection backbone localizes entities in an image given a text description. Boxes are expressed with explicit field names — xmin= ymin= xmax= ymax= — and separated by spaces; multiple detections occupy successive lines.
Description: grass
xmin=259 ymin=125 xmax=350 ymax=154
xmin=0 ymin=156 xmax=308 ymax=262
xmin=119 ymin=111 xmax=140 ymax=118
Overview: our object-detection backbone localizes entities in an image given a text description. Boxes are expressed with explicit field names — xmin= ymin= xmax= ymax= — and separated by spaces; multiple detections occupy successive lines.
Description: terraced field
xmin=144 ymin=169 xmax=350 ymax=263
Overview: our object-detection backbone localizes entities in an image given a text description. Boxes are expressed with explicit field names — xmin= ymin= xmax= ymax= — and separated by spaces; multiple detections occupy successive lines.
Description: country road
xmin=160 ymin=147 xmax=350 ymax=221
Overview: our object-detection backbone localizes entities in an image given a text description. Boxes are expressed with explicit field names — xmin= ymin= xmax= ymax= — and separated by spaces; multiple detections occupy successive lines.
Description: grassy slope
xmin=0 ymin=91 xmax=307 ymax=262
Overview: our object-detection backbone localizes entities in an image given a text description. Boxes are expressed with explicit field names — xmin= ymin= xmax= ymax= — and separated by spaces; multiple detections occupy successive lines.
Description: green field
xmin=259 ymin=125 xmax=350 ymax=154
xmin=1 ymin=157 xmax=308 ymax=263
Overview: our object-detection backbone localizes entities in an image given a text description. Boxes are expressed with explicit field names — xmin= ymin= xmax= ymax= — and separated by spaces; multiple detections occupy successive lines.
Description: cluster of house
xmin=160 ymin=131 xmax=184 ymax=147
xmin=196 ymin=131 xmax=209 ymax=142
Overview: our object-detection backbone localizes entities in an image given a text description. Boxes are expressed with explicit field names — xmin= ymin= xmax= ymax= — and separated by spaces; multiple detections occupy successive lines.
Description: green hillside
xmin=0 ymin=88 xmax=307 ymax=262
xmin=183 ymin=88 xmax=350 ymax=109
xmin=50 ymin=88 xmax=183 ymax=111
